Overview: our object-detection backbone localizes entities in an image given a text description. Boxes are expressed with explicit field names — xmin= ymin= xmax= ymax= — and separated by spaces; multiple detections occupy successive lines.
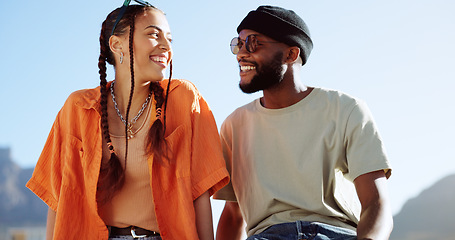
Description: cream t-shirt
xmin=214 ymin=87 xmax=391 ymax=236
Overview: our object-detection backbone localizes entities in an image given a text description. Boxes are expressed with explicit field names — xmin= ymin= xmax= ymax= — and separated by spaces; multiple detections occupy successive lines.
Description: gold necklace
xmin=110 ymin=81 xmax=152 ymax=139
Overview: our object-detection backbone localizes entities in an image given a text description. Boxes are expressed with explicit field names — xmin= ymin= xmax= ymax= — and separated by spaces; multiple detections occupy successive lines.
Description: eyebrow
xmin=145 ymin=25 xmax=161 ymax=31
xmin=144 ymin=25 xmax=171 ymax=35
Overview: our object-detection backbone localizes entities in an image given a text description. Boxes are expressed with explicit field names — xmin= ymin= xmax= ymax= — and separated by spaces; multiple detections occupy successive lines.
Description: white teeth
xmin=240 ymin=65 xmax=255 ymax=71
xmin=151 ymin=57 xmax=166 ymax=63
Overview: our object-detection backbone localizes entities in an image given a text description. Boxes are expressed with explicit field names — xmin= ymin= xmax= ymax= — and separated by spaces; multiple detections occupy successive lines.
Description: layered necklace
xmin=110 ymin=81 xmax=152 ymax=139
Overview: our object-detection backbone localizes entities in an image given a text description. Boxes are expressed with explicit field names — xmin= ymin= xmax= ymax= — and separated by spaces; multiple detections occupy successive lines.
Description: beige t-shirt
xmin=98 ymin=101 xmax=159 ymax=232
xmin=214 ymin=87 xmax=391 ymax=236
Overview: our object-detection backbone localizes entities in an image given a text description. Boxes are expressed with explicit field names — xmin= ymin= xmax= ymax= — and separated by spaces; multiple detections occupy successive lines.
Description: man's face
xmin=239 ymin=51 xmax=284 ymax=93
xmin=235 ymin=30 xmax=287 ymax=93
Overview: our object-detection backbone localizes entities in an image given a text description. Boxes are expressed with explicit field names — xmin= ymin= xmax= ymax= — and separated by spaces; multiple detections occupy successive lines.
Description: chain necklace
xmin=110 ymin=81 xmax=152 ymax=139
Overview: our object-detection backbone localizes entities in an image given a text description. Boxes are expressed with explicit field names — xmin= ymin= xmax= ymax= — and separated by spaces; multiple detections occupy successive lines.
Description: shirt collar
xmin=74 ymin=80 xmax=177 ymax=114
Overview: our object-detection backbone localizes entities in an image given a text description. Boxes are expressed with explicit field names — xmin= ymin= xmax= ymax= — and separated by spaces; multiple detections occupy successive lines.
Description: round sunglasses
xmin=230 ymin=34 xmax=280 ymax=54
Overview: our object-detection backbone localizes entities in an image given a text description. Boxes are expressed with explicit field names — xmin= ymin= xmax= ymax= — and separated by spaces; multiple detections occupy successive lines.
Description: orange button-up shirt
xmin=26 ymin=79 xmax=229 ymax=239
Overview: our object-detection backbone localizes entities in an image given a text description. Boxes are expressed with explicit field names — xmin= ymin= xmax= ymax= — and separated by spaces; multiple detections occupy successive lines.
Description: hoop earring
xmin=120 ymin=52 xmax=124 ymax=64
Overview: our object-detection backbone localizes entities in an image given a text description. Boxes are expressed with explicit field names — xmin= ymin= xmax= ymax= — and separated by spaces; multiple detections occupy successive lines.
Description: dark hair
xmin=97 ymin=4 xmax=171 ymax=204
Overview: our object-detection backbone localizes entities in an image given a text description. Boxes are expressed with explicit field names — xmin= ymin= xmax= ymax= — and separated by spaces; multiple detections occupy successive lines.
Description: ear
xmin=284 ymin=46 xmax=301 ymax=64
xmin=109 ymin=34 xmax=125 ymax=58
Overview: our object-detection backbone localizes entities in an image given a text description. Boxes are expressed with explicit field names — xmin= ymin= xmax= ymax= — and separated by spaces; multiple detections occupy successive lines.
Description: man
xmin=214 ymin=5 xmax=393 ymax=240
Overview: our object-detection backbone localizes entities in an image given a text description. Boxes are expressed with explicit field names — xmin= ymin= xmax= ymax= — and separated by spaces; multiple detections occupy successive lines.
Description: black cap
xmin=237 ymin=5 xmax=313 ymax=65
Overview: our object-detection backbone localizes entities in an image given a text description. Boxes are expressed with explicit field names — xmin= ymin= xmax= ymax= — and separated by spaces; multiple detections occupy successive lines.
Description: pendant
xmin=127 ymin=123 xmax=134 ymax=140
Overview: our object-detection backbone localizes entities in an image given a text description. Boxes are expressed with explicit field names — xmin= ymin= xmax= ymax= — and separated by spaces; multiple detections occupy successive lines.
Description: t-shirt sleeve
xmin=213 ymin=117 xmax=237 ymax=202
xmin=190 ymin=94 xmax=229 ymax=200
xmin=344 ymin=100 xmax=392 ymax=181
xmin=26 ymin=111 xmax=64 ymax=212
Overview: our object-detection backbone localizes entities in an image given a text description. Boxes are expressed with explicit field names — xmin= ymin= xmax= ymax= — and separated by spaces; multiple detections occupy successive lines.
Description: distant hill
xmin=0 ymin=147 xmax=47 ymax=230
xmin=390 ymin=174 xmax=455 ymax=240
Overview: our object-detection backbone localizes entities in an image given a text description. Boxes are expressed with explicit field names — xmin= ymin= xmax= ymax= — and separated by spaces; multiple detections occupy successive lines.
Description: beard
xmin=239 ymin=52 xmax=284 ymax=94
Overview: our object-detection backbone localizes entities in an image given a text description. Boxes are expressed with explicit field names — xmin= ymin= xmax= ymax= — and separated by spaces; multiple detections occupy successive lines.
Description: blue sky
xmin=1 ymin=0 xmax=454 ymax=227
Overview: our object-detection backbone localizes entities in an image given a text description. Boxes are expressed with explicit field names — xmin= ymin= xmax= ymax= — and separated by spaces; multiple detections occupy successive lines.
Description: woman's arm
xmin=194 ymin=191 xmax=215 ymax=240
xmin=46 ymin=208 xmax=56 ymax=240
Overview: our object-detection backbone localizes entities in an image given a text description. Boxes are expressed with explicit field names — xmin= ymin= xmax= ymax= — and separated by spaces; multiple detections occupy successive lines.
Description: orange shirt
xmin=26 ymin=79 xmax=229 ymax=240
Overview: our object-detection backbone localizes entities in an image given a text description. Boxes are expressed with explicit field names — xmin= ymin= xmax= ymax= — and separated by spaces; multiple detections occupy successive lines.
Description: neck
xmin=112 ymin=78 xmax=152 ymax=114
xmin=260 ymin=66 xmax=312 ymax=109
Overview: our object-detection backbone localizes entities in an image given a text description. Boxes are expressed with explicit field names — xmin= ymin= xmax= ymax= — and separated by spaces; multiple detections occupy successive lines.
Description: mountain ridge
xmin=0 ymin=147 xmax=47 ymax=228
xmin=390 ymin=173 xmax=455 ymax=240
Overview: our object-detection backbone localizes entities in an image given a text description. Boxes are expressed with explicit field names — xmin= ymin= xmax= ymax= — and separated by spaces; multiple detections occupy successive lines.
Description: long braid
xmin=147 ymin=81 xmax=166 ymax=163
xmin=97 ymin=18 xmax=124 ymax=204
xmin=145 ymin=60 xmax=172 ymax=163
xmin=163 ymin=60 xmax=172 ymax=134
xmin=123 ymin=14 xmax=136 ymax=170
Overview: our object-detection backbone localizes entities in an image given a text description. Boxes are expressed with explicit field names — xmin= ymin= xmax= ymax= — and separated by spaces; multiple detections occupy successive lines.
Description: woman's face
xmin=129 ymin=9 xmax=173 ymax=82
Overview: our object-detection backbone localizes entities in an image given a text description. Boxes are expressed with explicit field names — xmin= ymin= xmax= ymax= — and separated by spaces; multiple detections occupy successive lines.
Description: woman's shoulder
xmin=163 ymin=79 xmax=201 ymax=97
xmin=168 ymin=79 xmax=197 ymax=90
xmin=64 ymin=85 xmax=101 ymax=110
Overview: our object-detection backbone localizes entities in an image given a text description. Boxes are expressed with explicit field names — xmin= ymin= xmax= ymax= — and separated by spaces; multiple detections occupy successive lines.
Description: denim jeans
xmin=246 ymin=221 xmax=357 ymax=240
xmin=109 ymin=236 xmax=162 ymax=240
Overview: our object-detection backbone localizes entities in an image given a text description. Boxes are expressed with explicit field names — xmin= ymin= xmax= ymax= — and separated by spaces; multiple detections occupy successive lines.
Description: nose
xmin=236 ymin=42 xmax=249 ymax=61
xmin=159 ymin=38 xmax=172 ymax=52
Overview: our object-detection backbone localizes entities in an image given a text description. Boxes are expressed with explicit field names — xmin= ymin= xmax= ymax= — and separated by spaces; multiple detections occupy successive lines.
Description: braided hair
xmin=97 ymin=4 xmax=171 ymax=204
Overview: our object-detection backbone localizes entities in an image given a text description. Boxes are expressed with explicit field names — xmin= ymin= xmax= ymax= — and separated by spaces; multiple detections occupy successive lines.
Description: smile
xmin=150 ymin=56 xmax=167 ymax=63
xmin=240 ymin=65 xmax=256 ymax=72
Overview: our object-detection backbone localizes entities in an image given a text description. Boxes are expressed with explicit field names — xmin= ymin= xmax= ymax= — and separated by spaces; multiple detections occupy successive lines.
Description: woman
xmin=26 ymin=2 xmax=229 ymax=240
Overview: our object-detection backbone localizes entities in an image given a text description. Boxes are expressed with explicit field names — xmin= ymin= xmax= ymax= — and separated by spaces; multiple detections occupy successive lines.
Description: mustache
xmin=239 ymin=59 xmax=258 ymax=67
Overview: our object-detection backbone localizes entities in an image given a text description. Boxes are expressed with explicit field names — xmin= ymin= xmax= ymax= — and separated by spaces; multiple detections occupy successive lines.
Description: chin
xmin=149 ymin=72 xmax=167 ymax=82
xmin=239 ymin=76 xmax=252 ymax=86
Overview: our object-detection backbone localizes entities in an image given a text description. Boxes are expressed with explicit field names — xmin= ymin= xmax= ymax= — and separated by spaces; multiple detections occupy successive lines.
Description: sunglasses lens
xmin=245 ymin=35 xmax=257 ymax=53
xmin=230 ymin=37 xmax=241 ymax=54
xmin=230 ymin=35 xmax=259 ymax=54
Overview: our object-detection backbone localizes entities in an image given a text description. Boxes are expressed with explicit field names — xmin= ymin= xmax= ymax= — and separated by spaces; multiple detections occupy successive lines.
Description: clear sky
xmin=1 ymin=0 xmax=454 ymax=227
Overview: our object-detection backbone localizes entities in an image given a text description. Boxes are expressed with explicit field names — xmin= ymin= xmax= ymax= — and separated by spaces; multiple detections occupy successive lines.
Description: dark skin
xmin=216 ymin=29 xmax=393 ymax=240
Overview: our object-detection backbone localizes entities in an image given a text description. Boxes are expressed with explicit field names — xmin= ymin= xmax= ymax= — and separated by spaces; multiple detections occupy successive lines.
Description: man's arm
xmin=354 ymin=170 xmax=393 ymax=240
xmin=216 ymin=201 xmax=245 ymax=240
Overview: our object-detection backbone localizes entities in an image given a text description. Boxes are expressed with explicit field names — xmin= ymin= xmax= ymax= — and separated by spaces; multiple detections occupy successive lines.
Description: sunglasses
xmin=230 ymin=34 xmax=280 ymax=54
xmin=111 ymin=0 xmax=153 ymax=36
